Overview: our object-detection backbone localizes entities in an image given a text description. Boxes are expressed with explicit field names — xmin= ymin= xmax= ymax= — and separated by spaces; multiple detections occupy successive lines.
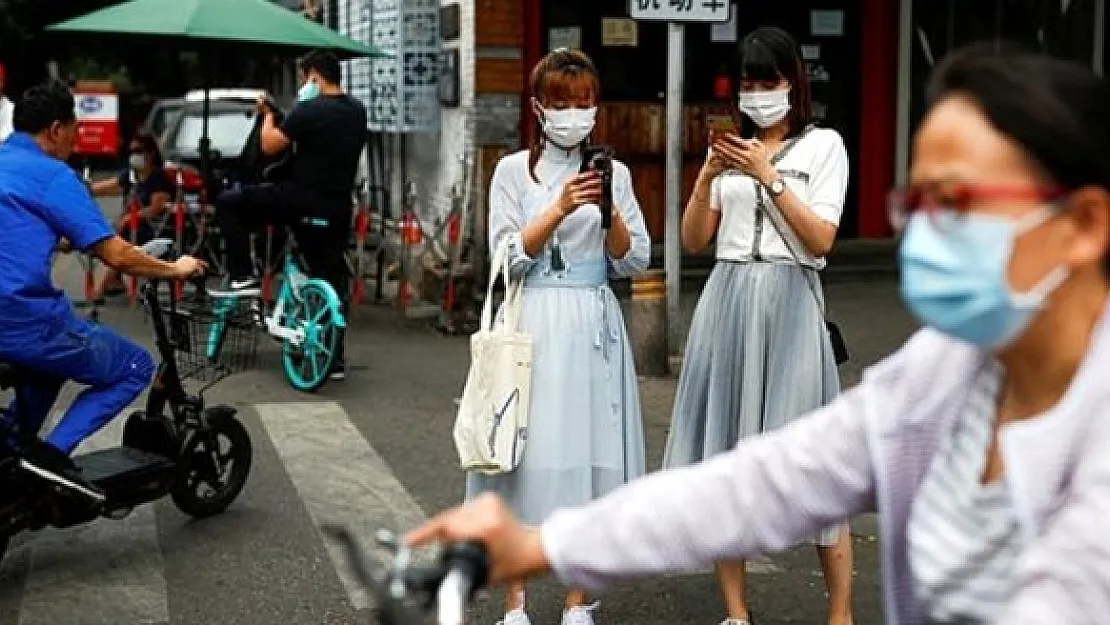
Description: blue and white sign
xmin=78 ymin=96 xmax=103 ymax=114
xmin=629 ymin=0 xmax=731 ymax=23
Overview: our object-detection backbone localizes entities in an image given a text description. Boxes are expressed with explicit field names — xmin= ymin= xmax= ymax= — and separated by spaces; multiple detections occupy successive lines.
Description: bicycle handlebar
xmin=323 ymin=525 xmax=490 ymax=625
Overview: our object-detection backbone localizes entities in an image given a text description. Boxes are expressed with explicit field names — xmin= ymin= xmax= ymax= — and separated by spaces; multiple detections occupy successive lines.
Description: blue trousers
xmin=1 ymin=315 xmax=155 ymax=454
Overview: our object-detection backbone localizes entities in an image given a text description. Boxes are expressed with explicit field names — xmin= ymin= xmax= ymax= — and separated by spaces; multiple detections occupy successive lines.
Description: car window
xmin=171 ymin=111 xmax=255 ymax=157
xmin=151 ymin=105 xmax=182 ymax=137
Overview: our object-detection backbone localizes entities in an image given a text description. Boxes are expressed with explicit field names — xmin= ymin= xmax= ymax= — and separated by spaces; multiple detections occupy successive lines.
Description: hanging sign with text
xmin=73 ymin=86 xmax=119 ymax=157
xmin=629 ymin=0 xmax=731 ymax=22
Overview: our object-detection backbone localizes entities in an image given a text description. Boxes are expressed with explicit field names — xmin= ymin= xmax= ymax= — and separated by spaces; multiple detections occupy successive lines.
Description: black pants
xmin=215 ymin=182 xmax=351 ymax=358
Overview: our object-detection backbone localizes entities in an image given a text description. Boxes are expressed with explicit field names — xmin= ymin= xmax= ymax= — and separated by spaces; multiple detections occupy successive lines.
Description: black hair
xmin=927 ymin=43 xmax=1110 ymax=273
xmin=129 ymin=130 xmax=164 ymax=168
xmin=298 ymin=50 xmax=342 ymax=86
xmin=13 ymin=80 xmax=75 ymax=135
xmin=734 ymin=26 xmax=812 ymax=138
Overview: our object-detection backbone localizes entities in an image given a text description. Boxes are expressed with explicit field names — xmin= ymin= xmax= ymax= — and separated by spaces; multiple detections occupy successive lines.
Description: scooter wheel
xmin=170 ymin=406 xmax=252 ymax=519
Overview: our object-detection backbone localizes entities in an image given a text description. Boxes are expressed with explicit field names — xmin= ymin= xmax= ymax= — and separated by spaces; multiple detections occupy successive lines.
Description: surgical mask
xmin=898 ymin=209 xmax=1069 ymax=350
xmin=540 ymin=106 xmax=596 ymax=149
xmin=128 ymin=153 xmax=146 ymax=170
xmin=738 ymin=89 xmax=791 ymax=128
xmin=298 ymin=79 xmax=321 ymax=102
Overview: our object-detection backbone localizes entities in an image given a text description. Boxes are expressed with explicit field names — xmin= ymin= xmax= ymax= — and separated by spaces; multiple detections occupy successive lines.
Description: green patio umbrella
xmin=47 ymin=0 xmax=390 ymax=181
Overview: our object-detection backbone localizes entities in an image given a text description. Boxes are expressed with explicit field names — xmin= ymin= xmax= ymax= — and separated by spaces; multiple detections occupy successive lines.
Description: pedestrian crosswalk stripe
xmin=255 ymin=401 xmax=429 ymax=611
xmin=14 ymin=413 xmax=170 ymax=625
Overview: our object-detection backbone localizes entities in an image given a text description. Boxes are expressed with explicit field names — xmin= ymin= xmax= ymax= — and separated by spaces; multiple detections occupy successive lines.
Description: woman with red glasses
xmin=409 ymin=44 xmax=1110 ymax=625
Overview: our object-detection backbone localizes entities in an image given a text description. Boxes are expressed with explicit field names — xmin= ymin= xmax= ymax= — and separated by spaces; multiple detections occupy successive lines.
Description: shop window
xmin=909 ymin=0 xmax=1101 ymax=136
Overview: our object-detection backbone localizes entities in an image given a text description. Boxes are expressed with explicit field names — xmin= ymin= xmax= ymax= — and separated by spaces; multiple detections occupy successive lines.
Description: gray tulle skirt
xmin=663 ymin=260 xmax=846 ymax=546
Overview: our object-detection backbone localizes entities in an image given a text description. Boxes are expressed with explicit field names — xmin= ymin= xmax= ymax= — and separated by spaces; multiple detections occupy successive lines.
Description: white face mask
xmin=539 ymin=104 xmax=596 ymax=149
xmin=738 ymin=88 xmax=791 ymax=128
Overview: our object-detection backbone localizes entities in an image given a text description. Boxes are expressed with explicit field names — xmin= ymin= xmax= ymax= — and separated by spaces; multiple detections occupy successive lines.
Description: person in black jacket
xmin=211 ymin=50 xmax=367 ymax=380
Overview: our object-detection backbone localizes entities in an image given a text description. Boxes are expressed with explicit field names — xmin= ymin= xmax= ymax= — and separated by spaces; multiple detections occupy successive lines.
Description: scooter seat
xmin=73 ymin=447 xmax=175 ymax=494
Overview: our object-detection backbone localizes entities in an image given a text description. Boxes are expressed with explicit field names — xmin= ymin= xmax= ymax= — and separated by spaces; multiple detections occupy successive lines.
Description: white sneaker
xmin=719 ymin=618 xmax=751 ymax=625
xmin=497 ymin=608 xmax=531 ymax=625
xmin=561 ymin=601 xmax=600 ymax=625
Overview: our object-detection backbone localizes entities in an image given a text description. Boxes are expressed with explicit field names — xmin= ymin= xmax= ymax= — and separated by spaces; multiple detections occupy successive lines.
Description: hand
xmin=255 ymin=94 xmax=272 ymax=117
xmin=556 ymin=171 xmax=604 ymax=216
xmin=171 ymin=255 xmax=208 ymax=279
xmin=712 ymin=135 xmax=775 ymax=184
xmin=405 ymin=493 xmax=550 ymax=585
xmin=702 ymin=130 xmax=731 ymax=178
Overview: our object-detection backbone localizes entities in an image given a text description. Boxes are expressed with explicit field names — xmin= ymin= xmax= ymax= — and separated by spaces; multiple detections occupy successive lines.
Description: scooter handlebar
xmin=321 ymin=525 xmax=490 ymax=625
xmin=138 ymin=238 xmax=178 ymax=262
xmin=434 ymin=542 xmax=490 ymax=625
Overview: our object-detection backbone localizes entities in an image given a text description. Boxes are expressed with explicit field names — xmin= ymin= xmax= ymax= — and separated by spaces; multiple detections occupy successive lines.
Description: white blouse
xmin=710 ymin=127 xmax=849 ymax=268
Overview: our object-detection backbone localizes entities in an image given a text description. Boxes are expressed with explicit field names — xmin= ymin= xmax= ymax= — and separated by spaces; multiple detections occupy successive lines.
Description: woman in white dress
xmin=663 ymin=27 xmax=854 ymax=625
xmin=465 ymin=48 xmax=651 ymax=625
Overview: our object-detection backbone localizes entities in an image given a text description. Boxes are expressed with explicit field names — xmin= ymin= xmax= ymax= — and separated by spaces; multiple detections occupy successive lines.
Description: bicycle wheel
xmin=280 ymin=281 xmax=341 ymax=392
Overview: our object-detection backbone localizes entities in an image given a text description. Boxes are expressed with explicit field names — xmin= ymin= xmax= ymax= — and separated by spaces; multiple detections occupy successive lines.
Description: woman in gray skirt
xmin=663 ymin=27 xmax=853 ymax=625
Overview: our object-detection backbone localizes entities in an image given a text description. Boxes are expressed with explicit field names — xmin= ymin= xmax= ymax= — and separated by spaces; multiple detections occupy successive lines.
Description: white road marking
xmin=255 ymin=401 xmax=428 ymax=611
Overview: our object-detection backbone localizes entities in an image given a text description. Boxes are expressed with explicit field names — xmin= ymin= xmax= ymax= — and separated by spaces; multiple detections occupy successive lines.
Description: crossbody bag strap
xmin=749 ymin=125 xmax=828 ymax=317
xmin=751 ymin=125 xmax=814 ymax=261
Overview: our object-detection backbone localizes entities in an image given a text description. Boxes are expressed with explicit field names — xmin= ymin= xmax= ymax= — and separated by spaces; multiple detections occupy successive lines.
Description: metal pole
xmin=1094 ymin=0 xmax=1106 ymax=76
xmin=664 ymin=23 xmax=685 ymax=356
xmin=894 ymin=0 xmax=914 ymax=187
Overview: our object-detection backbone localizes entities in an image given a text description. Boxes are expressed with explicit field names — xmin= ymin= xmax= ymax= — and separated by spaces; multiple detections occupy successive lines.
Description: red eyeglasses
xmin=886 ymin=183 xmax=1068 ymax=232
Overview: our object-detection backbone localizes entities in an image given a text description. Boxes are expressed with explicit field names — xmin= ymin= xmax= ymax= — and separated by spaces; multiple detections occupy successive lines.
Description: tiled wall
xmin=401 ymin=0 xmax=477 ymax=224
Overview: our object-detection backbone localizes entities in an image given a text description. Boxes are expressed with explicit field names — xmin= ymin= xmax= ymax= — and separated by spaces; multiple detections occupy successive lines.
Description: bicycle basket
xmin=160 ymin=298 xmax=259 ymax=384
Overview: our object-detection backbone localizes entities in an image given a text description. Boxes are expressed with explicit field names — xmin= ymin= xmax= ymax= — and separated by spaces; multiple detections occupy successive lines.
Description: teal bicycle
xmin=207 ymin=227 xmax=346 ymax=392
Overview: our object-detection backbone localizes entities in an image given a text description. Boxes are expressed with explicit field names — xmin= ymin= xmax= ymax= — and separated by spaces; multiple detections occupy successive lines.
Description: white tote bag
xmin=453 ymin=238 xmax=534 ymax=475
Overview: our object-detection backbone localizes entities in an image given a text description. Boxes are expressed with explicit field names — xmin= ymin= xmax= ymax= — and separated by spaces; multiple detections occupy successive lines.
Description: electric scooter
xmin=0 ymin=240 xmax=254 ymax=564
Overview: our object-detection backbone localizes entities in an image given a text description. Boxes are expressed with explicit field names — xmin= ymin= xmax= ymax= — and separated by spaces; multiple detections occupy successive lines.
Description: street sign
xmin=72 ymin=83 xmax=118 ymax=157
xmin=629 ymin=0 xmax=731 ymax=22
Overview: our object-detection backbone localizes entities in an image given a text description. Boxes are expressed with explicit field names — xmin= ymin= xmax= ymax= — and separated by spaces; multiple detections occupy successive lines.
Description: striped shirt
xmin=907 ymin=362 xmax=1024 ymax=624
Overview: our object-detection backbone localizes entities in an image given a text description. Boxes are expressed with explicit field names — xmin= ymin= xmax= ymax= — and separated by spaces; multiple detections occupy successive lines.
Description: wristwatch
xmin=766 ymin=177 xmax=786 ymax=197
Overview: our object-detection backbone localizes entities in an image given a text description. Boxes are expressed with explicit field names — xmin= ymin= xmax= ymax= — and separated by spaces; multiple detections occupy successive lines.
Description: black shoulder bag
xmin=750 ymin=126 xmax=850 ymax=365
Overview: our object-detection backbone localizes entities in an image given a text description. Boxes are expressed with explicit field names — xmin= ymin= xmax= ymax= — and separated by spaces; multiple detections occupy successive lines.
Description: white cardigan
xmin=541 ymin=300 xmax=1110 ymax=624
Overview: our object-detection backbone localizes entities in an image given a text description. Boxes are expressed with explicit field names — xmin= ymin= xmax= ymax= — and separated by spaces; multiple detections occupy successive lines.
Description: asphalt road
xmin=0 ymin=195 xmax=920 ymax=624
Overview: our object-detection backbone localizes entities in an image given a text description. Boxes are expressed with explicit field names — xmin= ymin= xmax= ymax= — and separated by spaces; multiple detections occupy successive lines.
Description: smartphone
xmin=706 ymin=113 xmax=739 ymax=135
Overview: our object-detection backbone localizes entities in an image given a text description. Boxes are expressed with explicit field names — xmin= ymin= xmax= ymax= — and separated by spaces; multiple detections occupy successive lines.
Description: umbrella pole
xmin=200 ymin=49 xmax=212 ymax=193
xmin=201 ymin=86 xmax=211 ymax=189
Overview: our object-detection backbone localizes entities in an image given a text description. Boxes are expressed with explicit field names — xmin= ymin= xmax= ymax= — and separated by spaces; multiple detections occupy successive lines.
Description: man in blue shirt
xmin=0 ymin=82 xmax=205 ymax=490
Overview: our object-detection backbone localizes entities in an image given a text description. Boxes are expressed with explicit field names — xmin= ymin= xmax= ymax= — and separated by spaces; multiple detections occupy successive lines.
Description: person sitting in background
xmin=88 ymin=131 xmax=173 ymax=303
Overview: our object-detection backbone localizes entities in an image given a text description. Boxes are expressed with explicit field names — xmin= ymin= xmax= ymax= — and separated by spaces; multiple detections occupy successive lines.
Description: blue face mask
xmin=898 ymin=209 xmax=1068 ymax=350
xmin=297 ymin=79 xmax=320 ymax=102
